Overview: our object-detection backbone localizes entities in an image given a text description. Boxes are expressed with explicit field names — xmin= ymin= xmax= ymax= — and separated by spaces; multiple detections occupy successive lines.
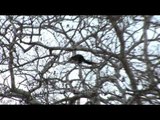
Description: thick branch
xmin=8 ymin=45 xmax=15 ymax=89
xmin=108 ymin=16 xmax=138 ymax=92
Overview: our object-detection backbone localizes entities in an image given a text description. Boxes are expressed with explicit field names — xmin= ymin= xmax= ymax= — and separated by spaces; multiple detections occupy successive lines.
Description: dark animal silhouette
xmin=69 ymin=54 xmax=96 ymax=65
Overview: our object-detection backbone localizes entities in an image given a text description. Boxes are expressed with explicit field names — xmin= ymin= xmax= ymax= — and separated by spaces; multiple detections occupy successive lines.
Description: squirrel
xmin=69 ymin=54 xmax=97 ymax=65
